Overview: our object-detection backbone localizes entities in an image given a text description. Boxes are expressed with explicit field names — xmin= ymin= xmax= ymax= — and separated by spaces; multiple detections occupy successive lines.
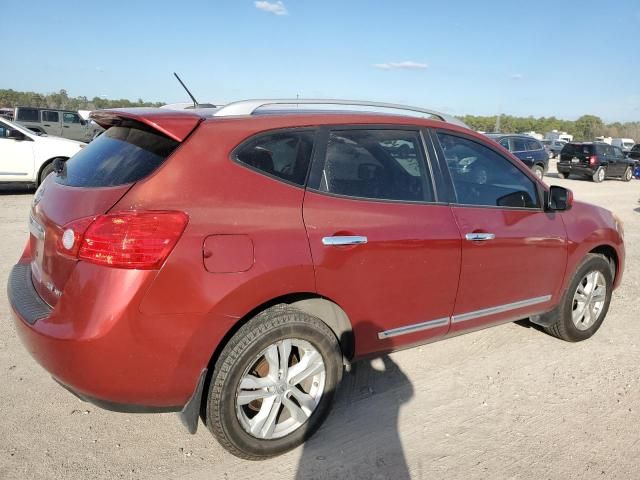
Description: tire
xmin=557 ymin=171 xmax=568 ymax=179
xmin=622 ymin=167 xmax=633 ymax=182
xmin=532 ymin=165 xmax=544 ymax=180
xmin=37 ymin=161 xmax=57 ymax=186
xmin=204 ymin=305 xmax=343 ymax=460
xmin=543 ymin=254 xmax=613 ymax=342
xmin=592 ymin=166 xmax=606 ymax=183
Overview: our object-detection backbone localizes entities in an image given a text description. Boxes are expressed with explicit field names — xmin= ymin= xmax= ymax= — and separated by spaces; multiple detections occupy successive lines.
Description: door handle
xmin=465 ymin=233 xmax=495 ymax=241
xmin=43 ymin=124 xmax=50 ymax=127
xmin=322 ymin=235 xmax=368 ymax=246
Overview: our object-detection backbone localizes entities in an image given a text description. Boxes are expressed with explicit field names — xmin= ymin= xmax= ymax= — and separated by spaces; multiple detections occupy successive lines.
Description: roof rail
xmin=212 ymin=99 xmax=468 ymax=128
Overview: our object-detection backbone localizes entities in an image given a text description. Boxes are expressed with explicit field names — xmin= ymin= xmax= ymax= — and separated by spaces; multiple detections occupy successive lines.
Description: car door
xmin=610 ymin=146 xmax=629 ymax=175
xmin=432 ymin=129 xmax=567 ymax=334
xmin=41 ymin=110 xmax=63 ymax=136
xmin=510 ymin=137 xmax=532 ymax=167
xmin=0 ymin=120 xmax=35 ymax=181
xmin=303 ymin=127 xmax=462 ymax=356
xmin=62 ymin=112 xmax=86 ymax=141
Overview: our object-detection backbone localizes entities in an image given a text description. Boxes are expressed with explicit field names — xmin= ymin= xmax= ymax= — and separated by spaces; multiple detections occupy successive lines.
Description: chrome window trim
xmin=378 ymin=317 xmax=449 ymax=339
xmin=452 ymin=295 xmax=552 ymax=324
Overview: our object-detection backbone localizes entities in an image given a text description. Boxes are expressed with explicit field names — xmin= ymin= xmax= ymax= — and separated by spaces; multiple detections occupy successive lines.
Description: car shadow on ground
xmin=0 ymin=184 xmax=34 ymax=195
xmin=295 ymin=354 xmax=413 ymax=480
xmin=634 ymin=207 xmax=640 ymax=214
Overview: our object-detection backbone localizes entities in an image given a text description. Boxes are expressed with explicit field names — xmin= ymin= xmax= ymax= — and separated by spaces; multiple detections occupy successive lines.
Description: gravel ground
xmin=0 ymin=163 xmax=639 ymax=480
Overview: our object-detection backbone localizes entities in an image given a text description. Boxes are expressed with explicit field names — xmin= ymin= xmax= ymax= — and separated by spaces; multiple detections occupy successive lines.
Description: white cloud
xmin=373 ymin=61 xmax=428 ymax=70
xmin=255 ymin=1 xmax=288 ymax=15
xmin=511 ymin=73 xmax=523 ymax=80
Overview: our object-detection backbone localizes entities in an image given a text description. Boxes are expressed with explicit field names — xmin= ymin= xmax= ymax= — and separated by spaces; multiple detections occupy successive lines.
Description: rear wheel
xmin=37 ymin=160 xmax=57 ymax=186
xmin=592 ymin=167 xmax=606 ymax=183
xmin=543 ymin=254 xmax=613 ymax=342
xmin=205 ymin=306 xmax=343 ymax=460
xmin=622 ymin=167 xmax=633 ymax=182
xmin=557 ymin=171 xmax=568 ymax=179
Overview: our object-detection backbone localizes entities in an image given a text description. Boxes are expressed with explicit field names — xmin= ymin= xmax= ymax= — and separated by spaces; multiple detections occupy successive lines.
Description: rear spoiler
xmin=90 ymin=108 xmax=203 ymax=142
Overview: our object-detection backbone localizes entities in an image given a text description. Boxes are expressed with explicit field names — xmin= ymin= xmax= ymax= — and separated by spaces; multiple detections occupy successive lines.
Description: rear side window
xmin=317 ymin=129 xmax=434 ymax=202
xmin=511 ymin=138 xmax=527 ymax=152
xmin=16 ymin=108 xmax=39 ymax=122
xmin=526 ymin=139 xmax=542 ymax=151
xmin=42 ymin=111 xmax=59 ymax=122
xmin=235 ymin=130 xmax=315 ymax=186
xmin=55 ymin=124 xmax=178 ymax=187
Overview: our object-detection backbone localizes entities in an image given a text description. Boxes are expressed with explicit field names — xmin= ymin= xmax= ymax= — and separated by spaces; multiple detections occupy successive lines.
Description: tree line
xmin=0 ymin=88 xmax=164 ymax=111
xmin=2 ymin=88 xmax=638 ymax=141
xmin=460 ymin=114 xmax=640 ymax=141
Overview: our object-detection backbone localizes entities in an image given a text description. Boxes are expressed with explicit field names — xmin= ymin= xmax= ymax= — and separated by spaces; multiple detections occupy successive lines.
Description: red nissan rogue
xmin=7 ymin=100 xmax=625 ymax=459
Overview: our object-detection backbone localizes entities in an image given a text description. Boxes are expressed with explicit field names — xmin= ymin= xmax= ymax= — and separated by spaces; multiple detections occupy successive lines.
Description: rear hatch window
xmin=56 ymin=122 xmax=178 ymax=187
xmin=560 ymin=143 xmax=594 ymax=162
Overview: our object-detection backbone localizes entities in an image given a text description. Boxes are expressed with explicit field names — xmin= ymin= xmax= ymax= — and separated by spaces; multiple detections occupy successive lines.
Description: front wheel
xmin=205 ymin=306 xmax=343 ymax=460
xmin=622 ymin=167 xmax=633 ymax=182
xmin=544 ymin=254 xmax=613 ymax=342
xmin=37 ymin=160 xmax=57 ymax=186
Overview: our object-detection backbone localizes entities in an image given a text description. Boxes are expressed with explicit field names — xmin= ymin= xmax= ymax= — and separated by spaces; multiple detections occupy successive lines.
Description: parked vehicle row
xmin=557 ymin=142 xmax=636 ymax=182
xmin=486 ymin=134 xmax=548 ymax=179
xmin=7 ymin=100 xmax=626 ymax=460
xmin=12 ymin=106 xmax=103 ymax=143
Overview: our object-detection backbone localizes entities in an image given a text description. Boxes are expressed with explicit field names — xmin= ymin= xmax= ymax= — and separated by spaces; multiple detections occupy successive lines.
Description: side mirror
xmin=80 ymin=119 xmax=87 ymax=126
xmin=8 ymin=129 xmax=26 ymax=141
xmin=546 ymin=185 xmax=573 ymax=211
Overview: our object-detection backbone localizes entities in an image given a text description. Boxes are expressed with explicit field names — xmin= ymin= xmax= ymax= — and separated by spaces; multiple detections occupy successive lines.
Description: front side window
xmin=63 ymin=112 xmax=81 ymax=124
xmin=16 ymin=108 xmax=39 ymax=122
xmin=42 ymin=111 xmax=59 ymax=122
xmin=499 ymin=138 xmax=510 ymax=150
xmin=318 ymin=129 xmax=433 ymax=202
xmin=235 ymin=130 xmax=315 ymax=186
xmin=437 ymin=132 xmax=539 ymax=209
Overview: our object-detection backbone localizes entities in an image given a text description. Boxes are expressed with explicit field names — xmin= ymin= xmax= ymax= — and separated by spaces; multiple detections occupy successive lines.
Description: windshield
xmin=0 ymin=117 xmax=35 ymax=137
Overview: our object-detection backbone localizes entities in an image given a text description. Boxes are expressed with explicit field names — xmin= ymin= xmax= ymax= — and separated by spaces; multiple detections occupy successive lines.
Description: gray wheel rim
xmin=597 ymin=168 xmax=605 ymax=182
xmin=572 ymin=271 xmax=606 ymax=331
xmin=535 ymin=168 xmax=543 ymax=179
xmin=235 ymin=338 xmax=326 ymax=440
xmin=625 ymin=168 xmax=632 ymax=180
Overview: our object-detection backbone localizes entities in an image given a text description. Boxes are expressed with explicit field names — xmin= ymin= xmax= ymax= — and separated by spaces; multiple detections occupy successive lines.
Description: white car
xmin=0 ymin=117 xmax=84 ymax=185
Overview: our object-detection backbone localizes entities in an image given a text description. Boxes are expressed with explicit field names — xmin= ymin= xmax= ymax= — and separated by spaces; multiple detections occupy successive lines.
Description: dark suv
xmin=8 ymin=100 xmax=625 ymax=460
xmin=558 ymin=142 xmax=635 ymax=182
xmin=486 ymin=134 xmax=548 ymax=179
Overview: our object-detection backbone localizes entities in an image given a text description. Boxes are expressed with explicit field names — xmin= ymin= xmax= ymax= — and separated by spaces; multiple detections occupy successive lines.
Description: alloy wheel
xmin=571 ymin=271 xmax=607 ymax=331
xmin=235 ymin=338 xmax=326 ymax=440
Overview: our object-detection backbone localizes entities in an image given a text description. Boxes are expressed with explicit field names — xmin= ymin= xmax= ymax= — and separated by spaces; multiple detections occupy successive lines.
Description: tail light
xmin=589 ymin=155 xmax=598 ymax=165
xmin=57 ymin=211 xmax=188 ymax=269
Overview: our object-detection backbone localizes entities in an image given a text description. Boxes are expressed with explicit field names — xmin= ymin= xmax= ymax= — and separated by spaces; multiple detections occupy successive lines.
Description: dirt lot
xmin=1 ymin=164 xmax=639 ymax=480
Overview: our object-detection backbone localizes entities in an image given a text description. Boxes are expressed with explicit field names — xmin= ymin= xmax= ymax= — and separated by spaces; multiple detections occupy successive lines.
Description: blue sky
xmin=3 ymin=0 xmax=639 ymax=121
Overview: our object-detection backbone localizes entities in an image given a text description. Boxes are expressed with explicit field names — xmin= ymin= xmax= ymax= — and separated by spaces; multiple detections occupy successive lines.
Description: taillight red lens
xmin=58 ymin=211 xmax=188 ymax=269
xmin=589 ymin=155 xmax=598 ymax=165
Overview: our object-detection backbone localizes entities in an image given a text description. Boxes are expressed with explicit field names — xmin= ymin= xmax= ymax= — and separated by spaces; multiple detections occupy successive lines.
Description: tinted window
xmin=319 ymin=129 xmax=433 ymax=202
xmin=16 ymin=108 xmax=39 ymax=122
xmin=561 ymin=143 xmax=593 ymax=157
xmin=63 ymin=112 xmax=81 ymax=124
xmin=499 ymin=138 xmax=510 ymax=150
xmin=235 ymin=130 xmax=314 ymax=186
xmin=42 ymin=111 xmax=59 ymax=122
xmin=0 ymin=120 xmax=10 ymax=139
xmin=512 ymin=138 xmax=527 ymax=151
xmin=437 ymin=132 xmax=539 ymax=209
xmin=55 ymin=124 xmax=178 ymax=187
xmin=526 ymin=139 xmax=542 ymax=151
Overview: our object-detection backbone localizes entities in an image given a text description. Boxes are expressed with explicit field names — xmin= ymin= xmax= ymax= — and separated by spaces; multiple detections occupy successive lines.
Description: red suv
xmin=7 ymin=100 xmax=625 ymax=459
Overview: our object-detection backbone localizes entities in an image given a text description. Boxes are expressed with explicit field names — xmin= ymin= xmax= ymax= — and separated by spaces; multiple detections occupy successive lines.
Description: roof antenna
xmin=173 ymin=72 xmax=199 ymax=108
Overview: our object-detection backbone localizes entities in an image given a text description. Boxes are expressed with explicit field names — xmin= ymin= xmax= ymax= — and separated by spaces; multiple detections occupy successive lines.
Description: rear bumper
xmin=557 ymin=163 xmax=595 ymax=176
xmin=7 ymin=260 xmax=209 ymax=410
